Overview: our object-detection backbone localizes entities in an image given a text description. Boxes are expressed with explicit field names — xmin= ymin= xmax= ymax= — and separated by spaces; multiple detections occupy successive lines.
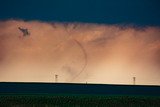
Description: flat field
xmin=0 ymin=94 xmax=160 ymax=107
xmin=0 ymin=82 xmax=160 ymax=107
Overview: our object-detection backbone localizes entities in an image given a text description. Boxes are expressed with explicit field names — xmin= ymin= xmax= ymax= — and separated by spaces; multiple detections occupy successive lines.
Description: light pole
xmin=133 ymin=77 xmax=136 ymax=85
xmin=55 ymin=74 xmax=58 ymax=83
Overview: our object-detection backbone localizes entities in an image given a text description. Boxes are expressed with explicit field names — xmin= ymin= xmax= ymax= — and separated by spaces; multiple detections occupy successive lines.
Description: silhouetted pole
xmin=55 ymin=75 xmax=58 ymax=83
xmin=133 ymin=77 xmax=136 ymax=85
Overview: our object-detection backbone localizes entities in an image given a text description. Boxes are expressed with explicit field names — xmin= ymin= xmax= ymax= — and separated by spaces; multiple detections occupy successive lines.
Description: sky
xmin=0 ymin=0 xmax=160 ymax=85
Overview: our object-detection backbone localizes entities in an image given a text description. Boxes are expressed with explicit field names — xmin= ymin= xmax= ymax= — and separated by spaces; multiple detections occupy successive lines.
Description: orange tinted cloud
xmin=0 ymin=20 xmax=160 ymax=85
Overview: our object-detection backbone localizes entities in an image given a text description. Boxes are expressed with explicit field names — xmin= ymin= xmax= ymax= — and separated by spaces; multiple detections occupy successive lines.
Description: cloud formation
xmin=0 ymin=20 xmax=160 ymax=85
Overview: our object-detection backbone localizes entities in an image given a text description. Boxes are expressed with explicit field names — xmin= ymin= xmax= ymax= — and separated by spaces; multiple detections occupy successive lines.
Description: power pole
xmin=55 ymin=74 xmax=58 ymax=83
xmin=133 ymin=77 xmax=136 ymax=85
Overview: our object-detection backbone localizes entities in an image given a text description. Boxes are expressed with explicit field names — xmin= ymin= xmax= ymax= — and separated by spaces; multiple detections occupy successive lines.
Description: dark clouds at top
xmin=0 ymin=0 xmax=160 ymax=26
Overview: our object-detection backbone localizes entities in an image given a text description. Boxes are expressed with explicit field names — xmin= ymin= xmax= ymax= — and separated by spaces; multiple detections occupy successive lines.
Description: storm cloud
xmin=0 ymin=20 xmax=160 ymax=85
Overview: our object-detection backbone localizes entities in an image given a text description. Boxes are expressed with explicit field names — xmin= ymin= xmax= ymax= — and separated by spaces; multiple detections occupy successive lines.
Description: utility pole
xmin=55 ymin=74 xmax=58 ymax=83
xmin=133 ymin=77 xmax=136 ymax=85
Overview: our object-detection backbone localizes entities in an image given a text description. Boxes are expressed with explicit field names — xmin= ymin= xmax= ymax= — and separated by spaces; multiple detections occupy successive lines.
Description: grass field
xmin=1 ymin=82 xmax=160 ymax=106
xmin=0 ymin=94 xmax=160 ymax=107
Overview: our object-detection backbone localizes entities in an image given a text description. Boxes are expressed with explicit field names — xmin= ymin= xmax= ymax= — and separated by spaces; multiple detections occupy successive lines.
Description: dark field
xmin=0 ymin=82 xmax=160 ymax=107
xmin=0 ymin=95 xmax=160 ymax=107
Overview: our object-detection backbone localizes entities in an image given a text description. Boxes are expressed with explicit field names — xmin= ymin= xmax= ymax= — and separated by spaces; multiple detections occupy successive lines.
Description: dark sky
xmin=0 ymin=0 xmax=160 ymax=26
